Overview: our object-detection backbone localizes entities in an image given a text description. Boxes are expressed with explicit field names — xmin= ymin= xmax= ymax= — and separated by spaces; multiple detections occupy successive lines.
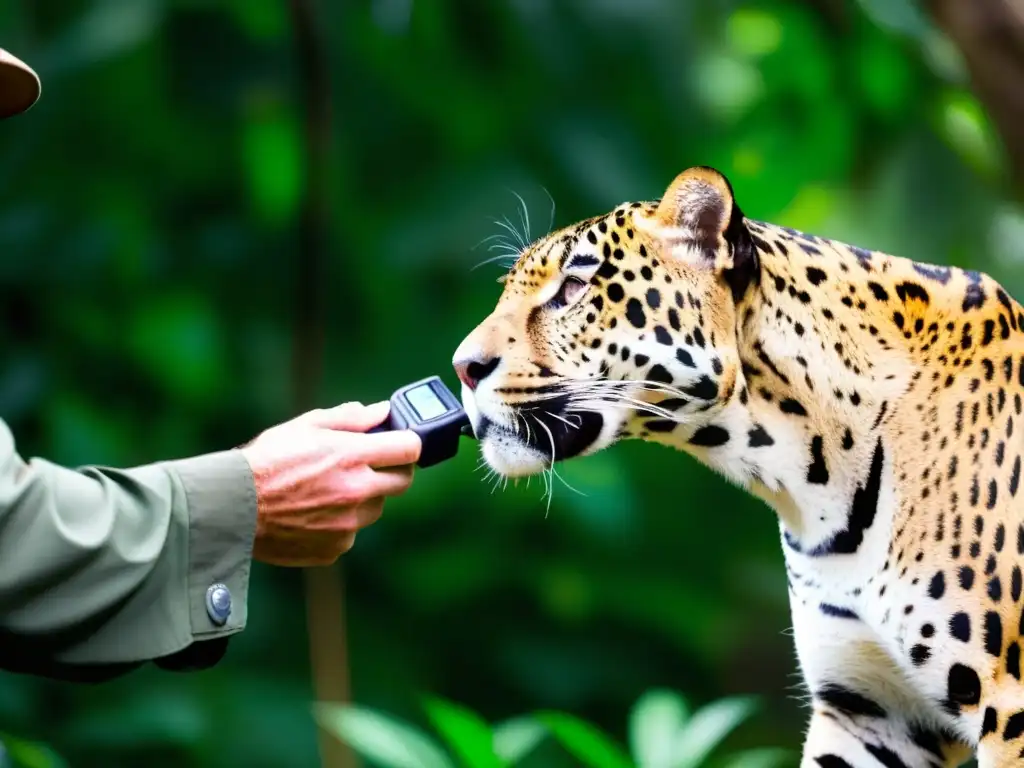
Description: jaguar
xmin=452 ymin=166 xmax=1024 ymax=767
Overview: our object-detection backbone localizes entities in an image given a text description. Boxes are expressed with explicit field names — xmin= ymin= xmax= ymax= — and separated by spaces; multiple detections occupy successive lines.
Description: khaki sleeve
xmin=0 ymin=418 xmax=257 ymax=673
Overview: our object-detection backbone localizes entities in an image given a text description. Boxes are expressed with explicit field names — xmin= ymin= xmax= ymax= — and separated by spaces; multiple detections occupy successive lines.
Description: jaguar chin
xmin=458 ymin=380 xmax=612 ymax=478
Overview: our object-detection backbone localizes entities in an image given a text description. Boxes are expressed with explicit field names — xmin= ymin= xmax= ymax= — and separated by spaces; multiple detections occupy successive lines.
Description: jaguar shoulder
xmin=453 ymin=166 xmax=1024 ymax=767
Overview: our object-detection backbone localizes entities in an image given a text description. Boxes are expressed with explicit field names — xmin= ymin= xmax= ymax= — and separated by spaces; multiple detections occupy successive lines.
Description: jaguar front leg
xmin=800 ymin=701 xmax=968 ymax=768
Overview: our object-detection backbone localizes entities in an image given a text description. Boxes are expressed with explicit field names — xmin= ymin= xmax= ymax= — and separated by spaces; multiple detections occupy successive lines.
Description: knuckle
xmin=300 ymin=407 xmax=327 ymax=423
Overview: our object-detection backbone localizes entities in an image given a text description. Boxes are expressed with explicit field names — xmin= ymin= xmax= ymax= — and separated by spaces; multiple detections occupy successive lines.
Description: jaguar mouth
xmin=480 ymin=398 xmax=605 ymax=464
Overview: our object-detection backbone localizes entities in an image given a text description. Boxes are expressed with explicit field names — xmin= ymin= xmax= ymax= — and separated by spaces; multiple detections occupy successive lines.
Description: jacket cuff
xmin=163 ymin=449 xmax=257 ymax=640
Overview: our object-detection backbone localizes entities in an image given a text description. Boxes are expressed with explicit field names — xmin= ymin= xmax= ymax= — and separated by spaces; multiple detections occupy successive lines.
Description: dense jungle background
xmin=2 ymin=0 xmax=1024 ymax=766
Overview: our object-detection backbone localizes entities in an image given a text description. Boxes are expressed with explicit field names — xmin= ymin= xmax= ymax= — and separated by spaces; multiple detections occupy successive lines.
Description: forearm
xmin=0 ymin=420 xmax=257 ymax=669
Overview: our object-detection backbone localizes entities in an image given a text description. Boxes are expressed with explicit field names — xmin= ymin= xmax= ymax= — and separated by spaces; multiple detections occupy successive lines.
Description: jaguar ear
xmin=654 ymin=166 xmax=739 ymax=261
xmin=650 ymin=166 xmax=758 ymax=300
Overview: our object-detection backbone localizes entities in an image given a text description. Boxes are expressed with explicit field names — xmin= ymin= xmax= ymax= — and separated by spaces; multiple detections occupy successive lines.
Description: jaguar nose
xmin=453 ymin=354 xmax=501 ymax=391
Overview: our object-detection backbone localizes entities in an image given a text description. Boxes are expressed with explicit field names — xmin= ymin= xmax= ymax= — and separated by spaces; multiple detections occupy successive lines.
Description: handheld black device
xmin=368 ymin=375 xmax=474 ymax=468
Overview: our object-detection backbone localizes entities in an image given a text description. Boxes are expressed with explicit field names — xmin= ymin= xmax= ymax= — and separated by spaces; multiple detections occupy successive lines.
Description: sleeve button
xmin=205 ymin=583 xmax=232 ymax=626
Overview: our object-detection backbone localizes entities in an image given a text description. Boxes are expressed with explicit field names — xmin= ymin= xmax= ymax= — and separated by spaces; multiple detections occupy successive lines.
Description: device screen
xmin=405 ymin=383 xmax=447 ymax=422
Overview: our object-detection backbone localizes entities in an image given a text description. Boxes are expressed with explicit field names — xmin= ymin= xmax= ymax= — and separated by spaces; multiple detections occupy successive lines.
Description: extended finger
xmin=301 ymin=400 xmax=390 ymax=432
xmin=343 ymin=429 xmax=422 ymax=468
xmin=365 ymin=465 xmax=416 ymax=499
xmin=295 ymin=401 xmax=360 ymax=426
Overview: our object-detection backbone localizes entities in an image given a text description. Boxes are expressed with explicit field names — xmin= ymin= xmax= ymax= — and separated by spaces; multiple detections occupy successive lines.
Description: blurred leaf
xmin=691 ymin=51 xmax=764 ymax=124
xmin=726 ymin=8 xmax=783 ymax=59
xmin=718 ymin=747 xmax=795 ymax=768
xmin=0 ymin=734 xmax=66 ymax=768
xmin=42 ymin=0 xmax=162 ymax=72
xmin=670 ymin=697 xmax=758 ymax=768
xmin=241 ymin=111 xmax=303 ymax=227
xmin=854 ymin=0 xmax=929 ymax=38
xmin=372 ymin=0 xmax=415 ymax=36
xmin=492 ymin=718 xmax=546 ymax=766
xmin=422 ymin=696 xmax=502 ymax=768
xmin=934 ymin=89 xmax=1005 ymax=182
xmin=777 ymin=185 xmax=836 ymax=234
xmin=534 ymin=712 xmax=633 ymax=768
xmin=313 ymin=703 xmax=455 ymax=768
xmin=919 ymin=27 xmax=967 ymax=84
xmin=988 ymin=203 xmax=1024 ymax=273
xmin=628 ymin=689 xmax=689 ymax=768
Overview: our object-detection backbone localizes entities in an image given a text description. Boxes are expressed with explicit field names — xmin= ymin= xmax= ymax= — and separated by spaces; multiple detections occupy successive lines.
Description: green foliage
xmin=316 ymin=690 xmax=794 ymax=768
xmin=422 ymin=697 xmax=506 ymax=768
xmin=0 ymin=733 xmax=66 ymax=768
xmin=0 ymin=0 xmax=1017 ymax=766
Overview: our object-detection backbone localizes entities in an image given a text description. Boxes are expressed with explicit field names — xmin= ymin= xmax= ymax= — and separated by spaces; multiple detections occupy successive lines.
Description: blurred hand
xmin=240 ymin=401 xmax=421 ymax=566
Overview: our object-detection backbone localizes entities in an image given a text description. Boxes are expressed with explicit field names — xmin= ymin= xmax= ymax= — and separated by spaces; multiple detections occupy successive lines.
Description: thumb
xmin=303 ymin=400 xmax=390 ymax=432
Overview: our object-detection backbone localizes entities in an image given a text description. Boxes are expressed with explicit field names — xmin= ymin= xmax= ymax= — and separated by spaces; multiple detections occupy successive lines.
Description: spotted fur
xmin=453 ymin=166 xmax=1024 ymax=767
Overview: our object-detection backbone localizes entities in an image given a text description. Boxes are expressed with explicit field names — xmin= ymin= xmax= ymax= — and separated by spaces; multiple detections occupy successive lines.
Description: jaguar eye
xmin=550 ymin=276 xmax=587 ymax=308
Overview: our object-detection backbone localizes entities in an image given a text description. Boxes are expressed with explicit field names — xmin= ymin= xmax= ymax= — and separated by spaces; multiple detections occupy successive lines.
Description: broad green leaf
xmin=718 ymin=747 xmax=796 ymax=768
xmin=534 ymin=712 xmax=633 ymax=768
xmin=628 ymin=689 xmax=689 ymax=768
xmin=422 ymin=696 xmax=502 ymax=768
xmin=670 ymin=697 xmax=758 ymax=768
xmin=313 ymin=703 xmax=455 ymax=768
xmin=492 ymin=718 xmax=547 ymax=765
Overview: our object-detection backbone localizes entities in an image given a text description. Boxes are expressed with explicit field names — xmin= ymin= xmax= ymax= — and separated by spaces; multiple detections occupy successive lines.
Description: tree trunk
xmin=286 ymin=1 xmax=356 ymax=767
xmin=926 ymin=0 xmax=1024 ymax=194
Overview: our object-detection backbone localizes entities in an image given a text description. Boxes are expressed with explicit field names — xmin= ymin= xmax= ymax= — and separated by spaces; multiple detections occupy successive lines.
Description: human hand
xmin=240 ymin=401 xmax=421 ymax=566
